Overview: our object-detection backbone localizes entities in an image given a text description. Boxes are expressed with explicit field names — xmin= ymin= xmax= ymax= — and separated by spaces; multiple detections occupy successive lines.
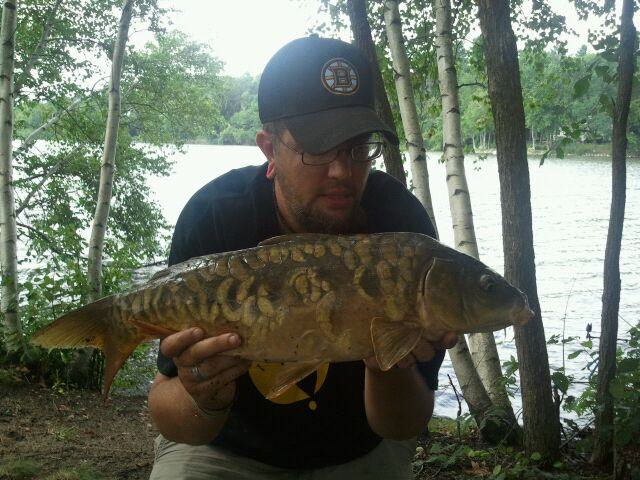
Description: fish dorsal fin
xmin=370 ymin=317 xmax=422 ymax=371
xmin=258 ymin=233 xmax=337 ymax=247
xmin=264 ymin=361 xmax=324 ymax=400
xmin=150 ymin=268 xmax=171 ymax=282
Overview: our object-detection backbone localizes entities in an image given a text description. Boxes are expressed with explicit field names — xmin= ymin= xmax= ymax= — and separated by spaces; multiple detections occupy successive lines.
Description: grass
xmin=44 ymin=465 xmax=110 ymax=480
xmin=0 ymin=458 xmax=40 ymax=480
xmin=47 ymin=425 xmax=77 ymax=443
xmin=0 ymin=457 xmax=110 ymax=480
xmin=415 ymin=417 xmax=610 ymax=479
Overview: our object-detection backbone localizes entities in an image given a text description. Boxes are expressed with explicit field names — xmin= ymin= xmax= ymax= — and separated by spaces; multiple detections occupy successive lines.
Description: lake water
xmin=147 ymin=144 xmax=640 ymax=421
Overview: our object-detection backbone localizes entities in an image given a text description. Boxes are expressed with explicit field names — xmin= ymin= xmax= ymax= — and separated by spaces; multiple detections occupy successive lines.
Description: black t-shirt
xmin=157 ymin=163 xmax=445 ymax=469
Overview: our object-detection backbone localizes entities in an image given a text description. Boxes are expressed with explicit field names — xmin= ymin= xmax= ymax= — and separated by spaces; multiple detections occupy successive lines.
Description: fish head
xmin=417 ymin=254 xmax=534 ymax=334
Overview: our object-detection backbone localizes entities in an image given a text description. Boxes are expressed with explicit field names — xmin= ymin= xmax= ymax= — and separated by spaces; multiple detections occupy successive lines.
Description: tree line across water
xmin=196 ymin=47 xmax=640 ymax=157
xmin=20 ymin=47 xmax=639 ymax=157
xmin=0 ymin=0 xmax=638 ymax=479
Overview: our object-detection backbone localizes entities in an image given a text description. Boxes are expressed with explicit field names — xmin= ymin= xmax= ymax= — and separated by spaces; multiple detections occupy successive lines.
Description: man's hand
xmin=363 ymin=332 xmax=458 ymax=371
xmin=160 ymin=328 xmax=251 ymax=411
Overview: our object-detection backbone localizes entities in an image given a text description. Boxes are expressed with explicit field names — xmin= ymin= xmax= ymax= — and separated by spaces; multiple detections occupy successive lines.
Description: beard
xmin=275 ymin=171 xmax=367 ymax=234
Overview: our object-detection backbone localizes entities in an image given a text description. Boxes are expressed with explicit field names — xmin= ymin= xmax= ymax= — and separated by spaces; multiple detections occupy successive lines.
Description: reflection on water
xmin=148 ymin=146 xmax=640 ymax=420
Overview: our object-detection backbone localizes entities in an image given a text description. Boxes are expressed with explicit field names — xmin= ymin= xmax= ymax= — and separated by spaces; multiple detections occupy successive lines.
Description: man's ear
xmin=256 ymin=131 xmax=276 ymax=179
xmin=256 ymin=131 xmax=275 ymax=160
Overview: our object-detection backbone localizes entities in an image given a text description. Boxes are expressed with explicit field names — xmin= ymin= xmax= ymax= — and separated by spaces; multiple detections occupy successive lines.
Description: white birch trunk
xmin=87 ymin=0 xmax=134 ymax=301
xmin=435 ymin=0 xmax=517 ymax=422
xmin=531 ymin=127 xmax=535 ymax=151
xmin=0 ymin=0 xmax=24 ymax=354
xmin=383 ymin=0 xmax=437 ymax=232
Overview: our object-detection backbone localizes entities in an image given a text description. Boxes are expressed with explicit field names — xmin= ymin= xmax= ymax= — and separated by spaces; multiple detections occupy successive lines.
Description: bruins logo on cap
xmin=321 ymin=58 xmax=359 ymax=95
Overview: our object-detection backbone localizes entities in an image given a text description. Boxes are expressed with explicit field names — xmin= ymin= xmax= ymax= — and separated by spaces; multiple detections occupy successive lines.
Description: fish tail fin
xmin=30 ymin=296 xmax=144 ymax=397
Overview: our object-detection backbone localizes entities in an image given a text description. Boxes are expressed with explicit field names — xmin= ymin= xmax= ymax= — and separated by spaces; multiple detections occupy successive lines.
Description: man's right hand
xmin=160 ymin=328 xmax=251 ymax=412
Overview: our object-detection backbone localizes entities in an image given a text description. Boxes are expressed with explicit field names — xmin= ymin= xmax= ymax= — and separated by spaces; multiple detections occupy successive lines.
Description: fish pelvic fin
xmin=265 ymin=361 xmax=324 ymax=400
xmin=30 ymin=296 xmax=149 ymax=398
xmin=370 ymin=317 xmax=422 ymax=371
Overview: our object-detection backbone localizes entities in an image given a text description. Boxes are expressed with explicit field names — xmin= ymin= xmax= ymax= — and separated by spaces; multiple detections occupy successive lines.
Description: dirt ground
xmin=1 ymin=384 xmax=443 ymax=480
xmin=0 ymin=384 xmax=156 ymax=480
xmin=0 ymin=383 xmax=611 ymax=480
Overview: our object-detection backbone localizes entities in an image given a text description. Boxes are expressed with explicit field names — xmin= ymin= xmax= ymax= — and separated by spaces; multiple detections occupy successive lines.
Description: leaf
xmin=430 ymin=442 xmax=442 ymax=454
xmin=493 ymin=464 xmax=502 ymax=475
xmin=573 ymin=75 xmax=591 ymax=98
xmin=552 ymin=371 xmax=570 ymax=394
xmin=594 ymin=65 xmax=610 ymax=80
xmin=617 ymin=427 xmax=632 ymax=446
xmin=617 ymin=358 xmax=639 ymax=374
xmin=530 ymin=452 xmax=542 ymax=461
xmin=568 ymin=350 xmax=584 ymax=359
xmin=609 ymin=380 xmax=625 ymax=399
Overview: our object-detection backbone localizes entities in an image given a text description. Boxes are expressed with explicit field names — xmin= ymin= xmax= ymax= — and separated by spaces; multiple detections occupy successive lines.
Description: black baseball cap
xmin=258 ymin=35 xmax=399 ymax=155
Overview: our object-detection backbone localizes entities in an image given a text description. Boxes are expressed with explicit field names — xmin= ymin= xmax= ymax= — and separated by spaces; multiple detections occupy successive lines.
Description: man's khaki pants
xmin=149 ymin=435 xmax=416 ymax=480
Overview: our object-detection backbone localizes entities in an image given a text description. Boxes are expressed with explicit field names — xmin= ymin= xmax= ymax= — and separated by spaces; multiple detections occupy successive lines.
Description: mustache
xmin=319 ymin=183 xmax=356 ymax=195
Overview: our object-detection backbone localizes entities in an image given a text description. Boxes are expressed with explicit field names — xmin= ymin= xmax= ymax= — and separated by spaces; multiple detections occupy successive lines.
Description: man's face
xmin=272 ymin=129 xmax=372 ymax=234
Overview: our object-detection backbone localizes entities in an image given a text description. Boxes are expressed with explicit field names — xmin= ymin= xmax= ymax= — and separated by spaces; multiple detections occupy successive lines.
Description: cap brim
xmin=283 ymin=106 xmax=399 ymax=155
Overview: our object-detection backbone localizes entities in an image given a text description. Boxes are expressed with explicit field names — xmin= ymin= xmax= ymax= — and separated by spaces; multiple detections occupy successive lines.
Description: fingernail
xmin=192 ymin=328 xmax=204 ymax=339
xmin=228 ymin=334 xmax=240 ymax=347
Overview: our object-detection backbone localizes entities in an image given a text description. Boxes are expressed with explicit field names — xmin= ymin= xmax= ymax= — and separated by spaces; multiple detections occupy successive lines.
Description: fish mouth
xmin=510 ymin=306 xmax=535 ymax=327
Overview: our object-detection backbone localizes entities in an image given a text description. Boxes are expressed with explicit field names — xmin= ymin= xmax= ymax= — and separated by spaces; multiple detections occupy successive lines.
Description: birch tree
xmin=383 ymin=0 xmax=436 ymax=229
xmin=87 ymin=0 xmax=134 ymax=302
xmin=434 ymin=0 xmax=518 ymax=434
xmin=380 ymin=0 xmax=514 ymax=442
xmin=347 ymin=0 xmax=407 ymax=185
xmin=591 ymin=0 xmax=637 ymax=466
xmin=476 ymin=0 xmax=560 ymax=458
xmin=0 ymin=0 xmax=24 ymax=354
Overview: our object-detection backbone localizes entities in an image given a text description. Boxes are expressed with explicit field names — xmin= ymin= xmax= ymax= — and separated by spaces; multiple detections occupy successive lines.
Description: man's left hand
xmin=363 ymin=332 xmax=458 ymax=371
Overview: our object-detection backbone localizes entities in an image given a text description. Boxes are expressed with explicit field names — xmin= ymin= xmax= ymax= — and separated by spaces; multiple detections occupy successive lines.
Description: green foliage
xmin=47 ymin=424 xmax=78 ymax=443
xmin=499 ymin=355 xmax=520 ymax=397
xmin=417 ymin=417 xmax=602 ymax=479
xmin=213 ymin=74 xmax=262 ymax=145
xmin=1 ymin=1 xmax=226 ymax=389
xmin=0 ymin=458 xmax=41 ymax=480
xmin=124 ymin=32 xmax=226 ymax=144
xmin=563 ymin=324 xmax=640 ymax=455
xmin=42 ymin=465 xmax=110 ymax=480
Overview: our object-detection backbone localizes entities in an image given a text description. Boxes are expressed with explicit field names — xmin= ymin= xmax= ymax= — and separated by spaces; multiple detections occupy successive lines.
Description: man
xmin=148 ymin=36 xmax=455 ymax=479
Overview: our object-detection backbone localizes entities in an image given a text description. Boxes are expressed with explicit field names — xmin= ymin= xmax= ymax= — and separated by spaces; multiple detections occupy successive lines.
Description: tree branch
xmin=15 ymin=147 xmax=79 ymax=216
xmin=16 ymin=221 xmax=88 ymax=260
xmin=458 ymin=82 xmax=486 ymax=89
xmin=14 ymin=0 xmax=62 ymax=94
xmin=14 ymin=97 xmax=84 ymax=159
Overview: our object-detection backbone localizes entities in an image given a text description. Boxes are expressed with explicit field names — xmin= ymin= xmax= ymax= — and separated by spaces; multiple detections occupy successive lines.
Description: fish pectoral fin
xmin=264 ymin=361 xmax=324 ymax=400
xmin=370 ymin=317 xmax=422 ymax=371
xmin=130 ymin=319 xmax=178 ymax=338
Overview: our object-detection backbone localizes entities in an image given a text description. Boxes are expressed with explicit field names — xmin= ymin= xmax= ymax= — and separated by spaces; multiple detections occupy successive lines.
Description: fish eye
xmin=480 ymin=274 xmax=495 ymax=293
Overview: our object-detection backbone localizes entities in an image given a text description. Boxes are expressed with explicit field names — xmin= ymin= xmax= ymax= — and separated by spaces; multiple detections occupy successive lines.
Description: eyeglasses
xmin=274 ymin=136 xmax=383 ymax=166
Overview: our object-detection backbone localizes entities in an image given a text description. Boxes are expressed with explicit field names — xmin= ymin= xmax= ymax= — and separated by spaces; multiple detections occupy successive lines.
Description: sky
xmin=157 ymin=0 xmax=639 ymax=78
xmin=158 ymin=0 xmax=341 ymax=77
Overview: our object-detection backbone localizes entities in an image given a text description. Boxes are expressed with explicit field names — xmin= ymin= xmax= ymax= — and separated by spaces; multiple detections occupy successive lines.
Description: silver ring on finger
xmin=191 ymin=364 xmax=205 ymax=382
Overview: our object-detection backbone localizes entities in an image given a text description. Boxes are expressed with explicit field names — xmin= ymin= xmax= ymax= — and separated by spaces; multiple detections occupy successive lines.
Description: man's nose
xmin=327 ymin=150 xmax=352 ymax=179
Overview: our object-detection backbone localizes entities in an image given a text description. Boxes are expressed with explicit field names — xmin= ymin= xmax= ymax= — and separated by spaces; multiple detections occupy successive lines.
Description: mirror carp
xmin=31 ymin=232 xmax=533 ymax=398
